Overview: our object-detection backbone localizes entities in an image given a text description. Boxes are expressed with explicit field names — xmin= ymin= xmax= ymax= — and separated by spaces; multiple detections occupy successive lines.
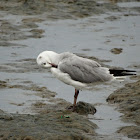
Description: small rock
xmin=75 ymin=101 xmax=96 ymax=115
xmin=30 ymin=29 xmax=45 ymax=34
xmin=110 ymin=48 xmax=123 ymax=54
xmin=105 ymin=16 xmax=120 ymax=21
xmin=23 ymin=136 xmax=35 ymax=140
xmin=0 ymin=80 xmax=7 ymax=88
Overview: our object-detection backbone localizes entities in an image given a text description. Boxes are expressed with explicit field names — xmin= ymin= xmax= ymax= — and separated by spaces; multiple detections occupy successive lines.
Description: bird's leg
xmin=73 ymin=89 xmax=79 ymax=111
xmin=66 ymin=89 xmax=79 ymax=111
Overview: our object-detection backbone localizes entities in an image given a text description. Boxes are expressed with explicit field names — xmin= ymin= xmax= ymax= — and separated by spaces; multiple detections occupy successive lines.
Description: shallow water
xmin=117 ymin=2 xmax=140 ymax=8
xmin=0 ymin=88 xmax=45 ymax=114
xmin=0 ymin=1 xmax=140 ymax=139
xmin=6 ymin=12 xmax=139 ymax=68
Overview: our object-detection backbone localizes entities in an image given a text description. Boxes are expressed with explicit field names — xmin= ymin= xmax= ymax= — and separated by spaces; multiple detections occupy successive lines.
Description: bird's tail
xmin=109 ymin=69 xmax=136 ymax=77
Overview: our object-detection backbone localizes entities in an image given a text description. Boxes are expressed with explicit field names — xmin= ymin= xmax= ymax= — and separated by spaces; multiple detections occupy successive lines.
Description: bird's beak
xmin=48 ymin=63 xmax=58 ymax=68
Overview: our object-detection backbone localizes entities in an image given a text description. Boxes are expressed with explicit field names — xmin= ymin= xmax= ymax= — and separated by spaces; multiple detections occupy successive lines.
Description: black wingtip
xmin=109 ymin=69 xmax=136 ymax=77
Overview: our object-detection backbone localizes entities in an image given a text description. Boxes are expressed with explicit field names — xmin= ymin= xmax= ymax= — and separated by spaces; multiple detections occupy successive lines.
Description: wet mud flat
xmin=0 ymin=79 xmax=97 ymax=140
xmin=0 ymin=108 xmax=97 ymax=140
xmin=107 ymin=76 xmax=140 ymax=139
xmin=0 ymin=0 xmax=122 ymax=18
xmin=0 ymin=0 xmax=140 ymax=139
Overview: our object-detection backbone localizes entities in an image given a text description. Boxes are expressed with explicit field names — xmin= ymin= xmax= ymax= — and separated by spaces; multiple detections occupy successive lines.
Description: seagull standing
xmin=37 ymin=51 xmax=135 ymax=111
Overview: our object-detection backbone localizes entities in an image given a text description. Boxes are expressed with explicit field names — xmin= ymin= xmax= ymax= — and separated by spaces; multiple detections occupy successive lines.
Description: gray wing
xmin=58 ymin=55 xmax=113 ymax=83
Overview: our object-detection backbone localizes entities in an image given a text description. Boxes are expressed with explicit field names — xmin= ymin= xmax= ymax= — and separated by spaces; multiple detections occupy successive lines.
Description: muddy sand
xmin=0 ymin=0 xmax=140 ymax=140
xmin=107 ymin=76 xmax=140 ymax=139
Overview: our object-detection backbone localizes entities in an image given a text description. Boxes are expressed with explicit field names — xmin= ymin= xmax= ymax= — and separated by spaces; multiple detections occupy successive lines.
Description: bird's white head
xmin=37 ymin=51 xmax=58 ymax=68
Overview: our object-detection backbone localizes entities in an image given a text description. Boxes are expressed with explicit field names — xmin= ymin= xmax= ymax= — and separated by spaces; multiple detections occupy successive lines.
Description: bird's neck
xmin=50 ymin=53 xmax=60 ymax=65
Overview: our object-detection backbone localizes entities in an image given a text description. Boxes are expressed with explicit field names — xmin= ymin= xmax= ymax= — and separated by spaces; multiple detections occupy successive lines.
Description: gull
xmin=37 ymin=51 xmax=135 ymax=111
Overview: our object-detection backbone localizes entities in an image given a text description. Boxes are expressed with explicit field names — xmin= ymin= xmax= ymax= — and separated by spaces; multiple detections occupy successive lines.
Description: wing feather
xmin=58 ymin=55 xmax=113 ymax=83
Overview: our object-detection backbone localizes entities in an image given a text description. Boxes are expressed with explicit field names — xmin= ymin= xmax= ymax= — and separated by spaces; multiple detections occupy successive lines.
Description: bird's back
xmin=58 ymin=53 xmax=114 ymax=83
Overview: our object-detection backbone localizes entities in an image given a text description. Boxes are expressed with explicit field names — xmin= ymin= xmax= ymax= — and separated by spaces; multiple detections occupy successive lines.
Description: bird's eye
xmin=43 ymin=63 xmax=46 ymax=65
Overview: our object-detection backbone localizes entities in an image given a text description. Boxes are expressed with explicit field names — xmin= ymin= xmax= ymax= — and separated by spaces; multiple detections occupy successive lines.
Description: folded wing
xmin=58 ymin=55 xmax=113 ymax=83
